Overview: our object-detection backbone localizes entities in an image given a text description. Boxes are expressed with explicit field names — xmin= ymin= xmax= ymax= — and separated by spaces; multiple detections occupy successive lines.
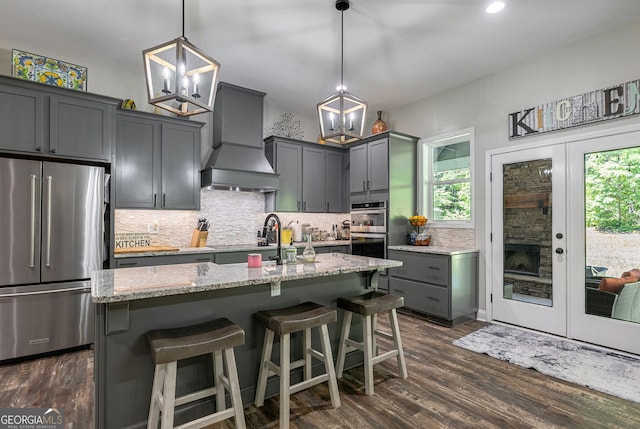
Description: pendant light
xmin=317 ymin=0 xmax=367 ymax=144
xmin=143 ymin=0 xmax=220 ymax=117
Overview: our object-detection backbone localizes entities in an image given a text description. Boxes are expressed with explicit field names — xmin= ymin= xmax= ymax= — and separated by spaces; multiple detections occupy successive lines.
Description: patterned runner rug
xmin=453 ymin=324 xmax=640 ymax=403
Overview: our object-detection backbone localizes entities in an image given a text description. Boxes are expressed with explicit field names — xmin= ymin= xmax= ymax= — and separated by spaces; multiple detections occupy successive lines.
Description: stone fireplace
xmin=503 ymin=159 xmax=553 ymax=300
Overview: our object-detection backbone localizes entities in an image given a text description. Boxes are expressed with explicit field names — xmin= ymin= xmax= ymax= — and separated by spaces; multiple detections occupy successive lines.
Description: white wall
xmin=391 ymin=20 xmax=640 ymax=311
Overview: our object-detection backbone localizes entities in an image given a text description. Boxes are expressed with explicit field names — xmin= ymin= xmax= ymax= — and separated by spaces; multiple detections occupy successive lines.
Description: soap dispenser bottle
xmin=285 ymin=239 xmax=297 ymax=264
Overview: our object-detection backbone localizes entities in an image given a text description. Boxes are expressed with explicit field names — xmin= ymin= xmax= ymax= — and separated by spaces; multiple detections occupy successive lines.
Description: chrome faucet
xmin=262 ymin=213 xmax=282 ymax=265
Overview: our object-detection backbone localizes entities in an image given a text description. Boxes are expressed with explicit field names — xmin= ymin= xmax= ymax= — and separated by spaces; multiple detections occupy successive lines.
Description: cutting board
xmin=114 ymin=245 xmax=180 ymax=254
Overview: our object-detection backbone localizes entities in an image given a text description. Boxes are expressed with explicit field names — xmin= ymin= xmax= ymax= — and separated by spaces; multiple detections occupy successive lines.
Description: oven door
xmin=351 ymin=233 xmax=387 ymax=259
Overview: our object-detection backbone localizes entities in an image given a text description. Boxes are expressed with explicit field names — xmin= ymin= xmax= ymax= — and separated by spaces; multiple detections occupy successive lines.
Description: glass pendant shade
xmin=317 ymin=88 xmax=367 ymax=144
xmin=143 ymin=36 xmax=220 ymax=117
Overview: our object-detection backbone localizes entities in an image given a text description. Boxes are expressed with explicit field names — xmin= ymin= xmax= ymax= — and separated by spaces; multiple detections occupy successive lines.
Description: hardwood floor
xmin=1 ymin=314 xmax=639 ymax=428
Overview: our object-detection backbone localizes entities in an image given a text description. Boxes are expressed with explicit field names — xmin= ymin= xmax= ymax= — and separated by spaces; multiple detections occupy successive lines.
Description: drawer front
xmin=214 ymin=249 xmax=277 ymax=264
xmin=388 ymin=250 xmax=450 ymax=286
xmin=390 ymin=277 xmax=449 ymax=319
xmin=115 ymin=253 xmax=214 ymax=268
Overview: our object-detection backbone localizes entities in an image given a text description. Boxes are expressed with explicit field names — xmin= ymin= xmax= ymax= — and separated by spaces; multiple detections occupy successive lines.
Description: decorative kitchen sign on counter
xmin=115 ymin=233 xmax=151 ymax=249
xmin=509 ymin=78 xmax=640 ymax=139
xmin=12 ymin=48 xmax=88 ymax=91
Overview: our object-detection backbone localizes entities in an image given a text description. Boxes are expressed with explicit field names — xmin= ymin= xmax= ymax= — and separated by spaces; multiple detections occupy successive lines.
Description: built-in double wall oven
xmin=350 ymin=201 xmax=387 ymax=259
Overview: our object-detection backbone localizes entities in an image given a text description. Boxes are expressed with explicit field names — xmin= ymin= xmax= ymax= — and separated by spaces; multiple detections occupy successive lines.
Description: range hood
xmin=201 ymin=82 xmax=279 ymax=191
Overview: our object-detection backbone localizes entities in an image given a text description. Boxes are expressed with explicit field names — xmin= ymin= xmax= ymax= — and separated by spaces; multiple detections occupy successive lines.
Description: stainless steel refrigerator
xmin=0 ymin=158 xmax=103 ymax=361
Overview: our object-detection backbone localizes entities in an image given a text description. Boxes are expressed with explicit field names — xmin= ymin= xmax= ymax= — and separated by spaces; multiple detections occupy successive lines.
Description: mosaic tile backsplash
xmin=115 ymin=189 xmax=351 ymax=248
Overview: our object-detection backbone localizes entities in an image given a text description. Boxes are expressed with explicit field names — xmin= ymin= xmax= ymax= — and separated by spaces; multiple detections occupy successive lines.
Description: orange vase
xmin=372 ymin=110 xmax=388 ymax=134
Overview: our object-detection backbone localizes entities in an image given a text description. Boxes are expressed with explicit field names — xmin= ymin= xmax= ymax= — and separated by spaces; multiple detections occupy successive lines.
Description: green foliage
xmin=585 ymin=147 xmax=640 ymax=232
xmin=433 ymin=168 xmax=471 ymax=220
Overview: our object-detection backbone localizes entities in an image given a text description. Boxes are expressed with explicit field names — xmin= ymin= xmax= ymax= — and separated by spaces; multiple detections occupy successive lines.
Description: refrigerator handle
xmin=45 ymin=175 xmax=53 ymax=268
xmin=29 ymin=174 xmax=37 ymax=268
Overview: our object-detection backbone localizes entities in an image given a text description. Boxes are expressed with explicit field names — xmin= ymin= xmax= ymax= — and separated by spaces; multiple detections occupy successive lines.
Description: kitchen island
xmin=91 ymin=253 xmax=402 ymax=429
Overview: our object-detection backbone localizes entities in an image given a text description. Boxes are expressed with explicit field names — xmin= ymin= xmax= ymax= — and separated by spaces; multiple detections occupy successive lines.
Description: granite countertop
xmin=387 ymin=245 xmax=479 ymax=255
xmin=92 ymin=253 xmax=401 ymax=303
xmin=113 ymin=240 xmax=351 ymax=258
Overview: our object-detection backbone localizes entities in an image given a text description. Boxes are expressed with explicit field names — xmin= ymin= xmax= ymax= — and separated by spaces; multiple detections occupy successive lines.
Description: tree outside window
xmin=418 ymin=129 xmax=473 ymax=226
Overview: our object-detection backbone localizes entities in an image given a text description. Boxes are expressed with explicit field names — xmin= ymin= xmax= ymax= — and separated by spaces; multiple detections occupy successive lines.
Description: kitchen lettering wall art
xmin=12 ymin=48 xmax=88 ymax=91
xmin=509 ymin=78 xmax=640 ymax=139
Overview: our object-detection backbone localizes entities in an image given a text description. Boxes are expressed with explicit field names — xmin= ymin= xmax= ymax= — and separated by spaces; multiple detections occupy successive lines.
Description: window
xmin=418 ymin=128 xmax=474 ymax=227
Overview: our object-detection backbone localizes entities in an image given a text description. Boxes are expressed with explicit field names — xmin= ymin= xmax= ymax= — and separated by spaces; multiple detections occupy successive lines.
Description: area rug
xmin=453 ymin=324 xmax=640 ymax=403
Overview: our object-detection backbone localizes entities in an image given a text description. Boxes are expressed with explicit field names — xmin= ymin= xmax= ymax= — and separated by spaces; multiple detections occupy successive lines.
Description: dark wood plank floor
xmin=1 ymin=314 xmax=639 ymax=428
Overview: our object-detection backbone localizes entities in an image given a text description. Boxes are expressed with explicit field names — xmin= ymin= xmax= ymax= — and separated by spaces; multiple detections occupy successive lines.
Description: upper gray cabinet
xmin=115 ymin=111 xmax=202 ymax=210
xmin=348 ymin=131 xmax=419 ymax=204
xmin=349 ymin=137 xmax=388 ymax=194
xmin=0 ymin=76 xmax=117 ymax=162
xmin=265 ymin=136 xmax=347 ymax=213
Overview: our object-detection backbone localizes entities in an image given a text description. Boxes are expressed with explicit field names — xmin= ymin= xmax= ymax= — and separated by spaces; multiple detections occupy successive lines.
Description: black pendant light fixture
xmin=317 ymin=0 xmax=367 ymax=144
xmin=143 ymin=0 xmax=220 ymax=117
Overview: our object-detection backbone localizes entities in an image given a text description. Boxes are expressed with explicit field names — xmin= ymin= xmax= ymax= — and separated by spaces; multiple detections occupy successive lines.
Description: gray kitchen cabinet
xmin=214 ymin=249 xmax=277 ymax=264
xmin=115 ymin=253 xmax=214 ymax=268
xmin=265 ymin=136 xmax=347 ymax=213
xmin=325 ymin=150 xmax=345 ymax=213
xmin=349 ymin=138 xmax=388 ymax=194
xmin=302 ymin=146 xmax=326 ymax=212
xmin=115 ymin=111 xmax=202 ymax=210
xmin=265 ymin=140 xmax=302 ymax=211
xmin=0 ymin=76 xmax=117 ymax=162
xmin=49 ymin=94 xmax=114 ymax=161
xmin=388 ymin=249 xmax=478 ymax=326
xmin=348 ymin=132 xmax=418 ymax=205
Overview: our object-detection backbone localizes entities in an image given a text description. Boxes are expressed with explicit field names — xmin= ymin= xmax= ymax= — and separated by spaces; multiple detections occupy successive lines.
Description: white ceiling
xmin=2 ymin=0 xmax=640 ymax=119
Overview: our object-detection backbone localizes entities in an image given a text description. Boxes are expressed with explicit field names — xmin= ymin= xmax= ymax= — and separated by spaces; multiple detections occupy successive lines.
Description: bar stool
xmin=335 ymin=291 xmax=408 ymax=395
xmin=254 ymin=301 xmax=340 ymax=428
xmin=146 ymin=318 xmax=246 ymax=429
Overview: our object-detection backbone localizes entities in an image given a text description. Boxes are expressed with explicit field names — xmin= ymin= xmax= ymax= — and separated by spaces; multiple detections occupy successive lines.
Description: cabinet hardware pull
xmin=50 ymin=148 xmax=56 ymax=154
xmin=303 ymin=201 xmax=306 ymax=211
xmin=326 ymin=202 xmax=329 ymax=211
xmin=367 ymin=180 xmax=370 ymax=190
xmin=297 ymin=201 xmax=301 ymax=211
xmin=162 ymin=193 xmax=166 ymax=207
xmin=35 ymin=146 xmax=42 ymax=152
xmin=392 ymin=288 xmax=405 ymax=293
xmin=45 ymin=176 xmax=53 ymax=267
xmin=153 ymin=193 xmax=157 ymax=207
xmin=362 ymin=180 xmax=366 ymax=191
xmin=29 ymin=174 xmax=37 ymax=268
xmin=427 ymin=296 xmax=440 ymax=302
xmin=428 ymin=266 xmax=440 ymax=270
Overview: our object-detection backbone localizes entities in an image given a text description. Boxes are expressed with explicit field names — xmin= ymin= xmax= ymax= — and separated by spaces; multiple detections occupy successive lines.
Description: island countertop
xmin=92 ymin=253 xmax=402 ymax=303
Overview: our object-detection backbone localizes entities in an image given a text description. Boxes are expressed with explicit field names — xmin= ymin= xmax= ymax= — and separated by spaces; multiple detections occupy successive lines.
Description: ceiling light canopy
xmin=143 ymin=0 xmax=220 ymax=117
xmin=317 ymin=0 xmax=367 ymax=144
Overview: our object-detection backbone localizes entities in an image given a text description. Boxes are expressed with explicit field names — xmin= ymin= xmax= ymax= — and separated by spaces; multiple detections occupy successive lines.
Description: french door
xmin=490 ymin=145 xmax=567 ymax=336
xmin=489 ymin=125 xmax=640 ymax=355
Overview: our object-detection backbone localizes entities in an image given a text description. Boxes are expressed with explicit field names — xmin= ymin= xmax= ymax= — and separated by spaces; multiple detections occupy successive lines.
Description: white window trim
xmin=417 ymin=127 xmax=475 ymax=228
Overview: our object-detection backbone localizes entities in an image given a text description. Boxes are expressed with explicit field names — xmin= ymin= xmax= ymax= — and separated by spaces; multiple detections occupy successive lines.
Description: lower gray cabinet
xmin=115 ymin=253 xmax=214 ymax=268
xmin=214 ymin=249 xmax=277 ymax=264
xmin=388 ymin=249 xmax=478 ymax=326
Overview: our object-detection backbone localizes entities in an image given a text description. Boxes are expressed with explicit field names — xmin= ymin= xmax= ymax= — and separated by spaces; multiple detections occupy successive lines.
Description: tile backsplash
xmin=115 ymin=189 xmax=350 ymax=248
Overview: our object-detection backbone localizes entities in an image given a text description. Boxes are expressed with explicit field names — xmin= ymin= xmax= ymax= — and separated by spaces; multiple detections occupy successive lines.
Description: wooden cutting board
xmin=114 ymin=245 xmax=180 ymax=254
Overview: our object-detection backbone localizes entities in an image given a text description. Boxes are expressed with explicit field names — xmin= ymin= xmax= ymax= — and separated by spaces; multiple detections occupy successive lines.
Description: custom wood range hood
xmin=201 ymin=82 xmax=280 ymax=191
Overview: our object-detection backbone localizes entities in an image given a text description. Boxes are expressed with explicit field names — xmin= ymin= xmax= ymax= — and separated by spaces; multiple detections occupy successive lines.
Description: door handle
xmin=29 ymin=174 xmax=37 ymax=268
xmin=45 ymin=176 xmax=53 ymax=268
xmin=555 ymin=248 xmax=564 ymax=254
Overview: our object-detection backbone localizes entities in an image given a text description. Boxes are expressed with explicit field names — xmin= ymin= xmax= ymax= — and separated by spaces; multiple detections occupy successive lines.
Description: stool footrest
xmin=374 ymin=329 xmax=393 ymax=340
xmin=175 ymin=386 xmax=216 ymax=407
xmin=290 ymin=374 xmax=330 ymax=395
xmin=371 ymin=349 xmax=399 ymax=365
xmin=174 ymin=408 xmax=236 ymax=429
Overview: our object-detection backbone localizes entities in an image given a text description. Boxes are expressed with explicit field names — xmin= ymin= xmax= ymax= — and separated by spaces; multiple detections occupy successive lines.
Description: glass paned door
xmin=491 ymin=145 xmax=567 ymax=336
xmin=568 ymin=130 xmax=640 ymax=355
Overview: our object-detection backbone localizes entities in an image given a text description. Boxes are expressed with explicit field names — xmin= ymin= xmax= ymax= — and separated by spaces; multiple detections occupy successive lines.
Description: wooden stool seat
xmin=254 ymin=302 xmax=340 ymax=429
xmin=336 ymin=292 xmax=408 ymax=396
xmin=337 ymin=291 xmax=404 ymax=316
xmin=255 ymin=301 xmax=337 ymax=335
xmin=146 ymin=318 xmax=246 ymax=429
xmin=148 ymin=318 xmax=245 ymax=364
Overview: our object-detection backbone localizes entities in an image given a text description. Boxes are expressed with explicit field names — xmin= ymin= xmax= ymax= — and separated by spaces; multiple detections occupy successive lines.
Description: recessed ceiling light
xmin=486 ymin=1 xmax=505 ymax=14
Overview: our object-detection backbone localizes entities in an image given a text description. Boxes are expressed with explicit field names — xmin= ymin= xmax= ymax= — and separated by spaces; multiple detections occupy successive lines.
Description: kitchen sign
xmin=509 ymin=78 xmax=640 ymax=139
